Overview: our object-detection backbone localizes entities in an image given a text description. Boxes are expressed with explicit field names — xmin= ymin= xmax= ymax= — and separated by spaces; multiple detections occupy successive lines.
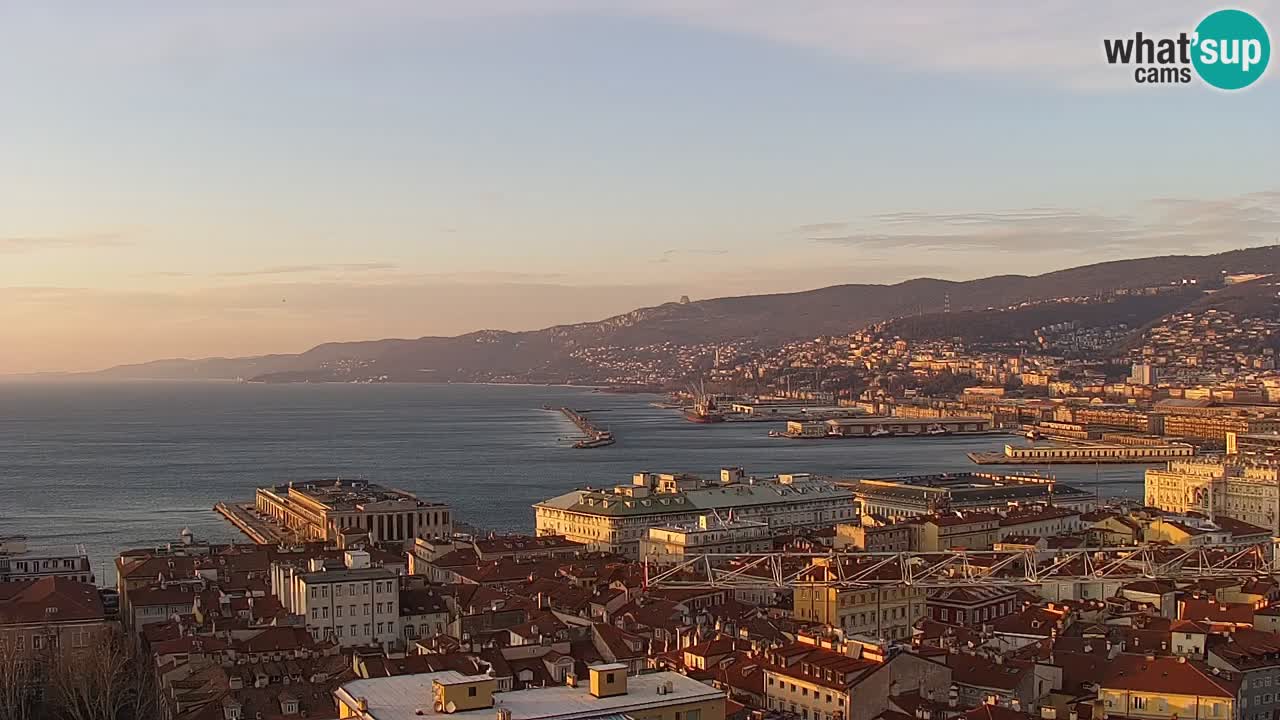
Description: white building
xmin=534 ymin=471 xmax=856 ymax=558
xmin=639 ymin=514 xmax=772 ymax=567
xmin=1145 ymin=459 xmax=1280 ymax=534
xmin=274 ymin=550 xmax=401 ymax=649
xmin=0 ymin=536 xmax=94 ymax=584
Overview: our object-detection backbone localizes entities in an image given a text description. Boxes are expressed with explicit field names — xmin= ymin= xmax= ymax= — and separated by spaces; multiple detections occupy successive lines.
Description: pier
xmin=548 ymin=406 xmax=616 ymax=448
xmin=214 ymin=501 xmax=300 ymax=545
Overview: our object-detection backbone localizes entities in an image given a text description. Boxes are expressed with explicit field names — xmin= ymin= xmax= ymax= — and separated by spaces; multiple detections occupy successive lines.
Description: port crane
xmin=643 ymin=541 xmax=1280 ymax=590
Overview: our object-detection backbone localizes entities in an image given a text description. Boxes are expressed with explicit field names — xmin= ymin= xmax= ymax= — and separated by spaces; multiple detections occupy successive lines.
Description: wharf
xmin=214 ymin=502 xmax=299 ymax=544
xmin=546 ymin=406 xmax=616 ymax=448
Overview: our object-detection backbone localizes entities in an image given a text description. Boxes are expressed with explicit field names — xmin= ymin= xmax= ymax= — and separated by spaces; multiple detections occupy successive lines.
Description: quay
xmin=213 ymin=501 xmax=294 ymax=544
xmin=968 ymin=441 xmax=1197 ymax=465
xmin=547 ymin=406 xmax=616 ymax=448
xmin=780 ymin=416 xmax=998 ymax=439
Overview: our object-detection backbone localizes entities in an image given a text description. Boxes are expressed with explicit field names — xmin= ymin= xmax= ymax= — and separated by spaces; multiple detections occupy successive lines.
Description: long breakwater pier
xmin=547 ymin=406 xmax=616 ymax=448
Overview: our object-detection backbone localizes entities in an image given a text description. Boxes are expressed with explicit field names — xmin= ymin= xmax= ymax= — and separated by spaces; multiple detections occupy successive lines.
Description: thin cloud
xmin=808 ymin=191 xmax=1280 ymax=254
xmin=0 ymin=233 xmax=130 ymax=254
xmin=211 ymin=263 xmax=400 ymax=278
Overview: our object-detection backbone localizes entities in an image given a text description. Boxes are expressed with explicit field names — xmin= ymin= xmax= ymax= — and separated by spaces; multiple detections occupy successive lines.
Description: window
xmin=468 ymin=687 xmax=477 ymax=697
xmin=607 ymin=673 xmax=616 ymax=685
xmin=337 ymin=606 xmax=344 ymax=618
xmin=1133 ymin=697 xmax=1147 ymax=710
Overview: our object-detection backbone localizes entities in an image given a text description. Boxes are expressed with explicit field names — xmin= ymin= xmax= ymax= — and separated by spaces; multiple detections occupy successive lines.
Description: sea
xmin=0 ymin=381 xmax=1154 ymax=584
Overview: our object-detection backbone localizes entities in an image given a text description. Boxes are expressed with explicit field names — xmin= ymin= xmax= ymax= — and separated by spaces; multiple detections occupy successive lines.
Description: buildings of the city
xmin=534 ymin=470 xmax=856 ymax=557
xmin=1145 ymin=459 xmax=1280 ymax=534
xmin=0 ymin=577 xmax=109 ymax=658
xmin=762 ymin=639 xmax=951 ymax=720
xmin=334 ymin=665 xmax=726 ymax=720
xmin=639 ymin=514 xmax=772 ymax=567
xmin=0 ymin=536 xmax=94 ymax=584
xmin=254 ymin=479 xmax=452 ymax=543
xmin=273 ymin=550 xmax=402 ymax=649
xmin=793 ymin=563 xmax=927 ymax=641
xmin=849 ymin=473 xmax=1094 ymax=520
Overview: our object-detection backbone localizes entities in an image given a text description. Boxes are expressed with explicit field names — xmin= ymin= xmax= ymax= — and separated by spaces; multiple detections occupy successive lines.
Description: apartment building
xmin=0 ymin=577 xmax=110 ymax=659
xmin=535 ymin=471 xmax=856 ymax=558
xmin=0 ymin=536 xmax=94 ymax=584
xmin=639 ymin=514 xmax=772 ymax=567
xmin=793 ymin=562 xmax=927 ymax=641
xmin=255 ymin=479 xmax=451 ymax=543
xmin=334 ymin=665 xmax=726 ymax=720
xmin=908 ymin=513 xmax=1000 ymax=551
xmin=763 ymin=640 xmax=951 ymax=720
xmin=274 ymin=550 xmax=400 ymax=649
xmin=1098 ymin=653 xmax=1238 ymax=720
xmin=833 ymin=522 xmax=914 ymax=552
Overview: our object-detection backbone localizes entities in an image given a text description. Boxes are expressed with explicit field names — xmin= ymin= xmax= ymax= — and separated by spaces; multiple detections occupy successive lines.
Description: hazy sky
xmin=3 ymin=1 xmax=1279 ymax=374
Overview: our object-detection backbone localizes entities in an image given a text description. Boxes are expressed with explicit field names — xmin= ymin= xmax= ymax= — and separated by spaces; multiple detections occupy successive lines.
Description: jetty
xmin=214 ymin=501 xmax=298 ymax=544
xmin=546 ymin=406 xmax=616 ymax=448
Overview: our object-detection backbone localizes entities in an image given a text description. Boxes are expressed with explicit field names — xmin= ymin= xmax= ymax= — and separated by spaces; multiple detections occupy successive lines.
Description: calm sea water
xmin=0 ymin=381 xmax=1152 ymax=583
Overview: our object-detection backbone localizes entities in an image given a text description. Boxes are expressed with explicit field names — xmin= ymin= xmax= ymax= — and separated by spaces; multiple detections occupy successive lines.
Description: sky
xmin=2 ymin=1 xmax=1279 ymax=374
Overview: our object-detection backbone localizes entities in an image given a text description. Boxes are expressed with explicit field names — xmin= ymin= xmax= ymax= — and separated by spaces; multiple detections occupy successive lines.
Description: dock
xmin=214 ymin=501 xmax=301 ymax=544
xmin=547 ymin=406 xmax=616 ymax=448
xmin=968 ymin=441 xmax=1196 ymax=465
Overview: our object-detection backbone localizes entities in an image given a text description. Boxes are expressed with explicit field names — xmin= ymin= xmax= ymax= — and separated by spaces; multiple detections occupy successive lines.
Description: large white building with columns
xmin=255 ymin=479 xmax=451 ymax=544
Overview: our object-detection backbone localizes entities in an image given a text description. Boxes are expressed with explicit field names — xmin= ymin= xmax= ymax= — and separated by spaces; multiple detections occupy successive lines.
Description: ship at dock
xmin=682 ymin=381 xmax=724 ymax=423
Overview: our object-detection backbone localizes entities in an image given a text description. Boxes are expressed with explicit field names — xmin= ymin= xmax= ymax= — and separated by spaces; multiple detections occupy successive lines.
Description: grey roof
xmin=299 ymin=567 xmax=396 ymax=584
xmin=535 ymin=478 xmax=853 ymax=517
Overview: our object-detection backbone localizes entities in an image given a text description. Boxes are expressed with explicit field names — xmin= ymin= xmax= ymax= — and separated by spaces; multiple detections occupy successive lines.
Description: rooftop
xmin=268 ymin=479 xmax=447 ymax=511
xmin=536 ymin=475 xmax=853 ymax=517
xmin=335 ymin=670 xmax=722 ymax=720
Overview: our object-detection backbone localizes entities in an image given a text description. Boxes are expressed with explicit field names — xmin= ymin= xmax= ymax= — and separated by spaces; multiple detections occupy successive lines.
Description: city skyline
xmin=3 ymin=1 xmax=1278 ymax=373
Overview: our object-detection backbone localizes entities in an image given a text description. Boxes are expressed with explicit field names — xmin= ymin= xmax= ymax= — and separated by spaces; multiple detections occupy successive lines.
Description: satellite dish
xmin=446 ymin=702 xmax=457 ymax=713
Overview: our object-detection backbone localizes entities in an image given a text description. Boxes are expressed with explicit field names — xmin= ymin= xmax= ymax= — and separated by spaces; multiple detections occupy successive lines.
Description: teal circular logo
xmin=1192 ymin=9 xmax=1270 ymax=90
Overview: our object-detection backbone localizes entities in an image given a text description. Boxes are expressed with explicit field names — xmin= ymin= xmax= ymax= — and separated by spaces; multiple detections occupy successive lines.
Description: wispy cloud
xmin=805 ymin=191 xmax=1280 ymax=254
xmin=211 ymin=262 xmax=400 ymax=278
xmin=653 ymin=247 xmax=730 ymax=263
xmin=0 ymin=233 xmax=130 ymax=254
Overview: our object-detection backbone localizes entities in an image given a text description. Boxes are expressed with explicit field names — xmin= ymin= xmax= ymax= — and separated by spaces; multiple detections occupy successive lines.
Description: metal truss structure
xmin=643 ymin=541 xmax=1280 ymax=590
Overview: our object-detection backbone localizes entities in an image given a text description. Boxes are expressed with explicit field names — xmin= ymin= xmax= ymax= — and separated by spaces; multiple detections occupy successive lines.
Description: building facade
xmin=0 ymin=537 xmax=94 ymax=584
xmin=334 ymin=666 xmax=725 ymax=720
xmin=1145 ymin=459 xmax=1280 ymax=535
xmin=534 ymin=472 xmax=856 ymax=558
xmin=639 ymin=514 xmax=772 ymax=567
xmin=793 ymin=565 xmax=927 ymax=642
xmin=274 ymin=550 xmax=401 ymax=649
xmin=255 ymin=479 xmax=451 ymax=543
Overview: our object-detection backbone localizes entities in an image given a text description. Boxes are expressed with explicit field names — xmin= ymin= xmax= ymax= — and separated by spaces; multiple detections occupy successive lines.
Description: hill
xmin=91 ymin=246 xmax=1280 ymax=383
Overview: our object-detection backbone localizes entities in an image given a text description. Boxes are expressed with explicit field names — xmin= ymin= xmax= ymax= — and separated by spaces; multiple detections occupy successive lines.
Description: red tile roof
xmin=1101 ymin=653 xmax=1239 ymax=697
xmin=0 ymin=577 xmax=105 ymax=625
